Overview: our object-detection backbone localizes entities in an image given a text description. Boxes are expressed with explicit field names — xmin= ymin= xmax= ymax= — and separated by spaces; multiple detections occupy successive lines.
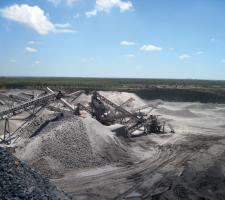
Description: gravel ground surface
xmin=3 ymin=90 xmax=225 ymax=200
xmin=0 ymin=147 xmax=70 ymax=200
xmin=51 ymin=92 xmax=225 ymax=200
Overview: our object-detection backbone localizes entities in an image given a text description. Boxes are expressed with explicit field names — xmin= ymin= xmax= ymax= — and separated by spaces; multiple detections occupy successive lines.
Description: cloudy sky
xmin=1 ymin=0 xmax=225 ymax=79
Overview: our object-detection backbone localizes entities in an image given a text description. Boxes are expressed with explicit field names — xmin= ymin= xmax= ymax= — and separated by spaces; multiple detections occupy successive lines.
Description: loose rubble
xmin=0 ymin=147 xmax=70 ymax=200
xmin=15 ymin=115 xmax=130 ymax=177
xmin=2 ymin=89 xmax=225 ymax=200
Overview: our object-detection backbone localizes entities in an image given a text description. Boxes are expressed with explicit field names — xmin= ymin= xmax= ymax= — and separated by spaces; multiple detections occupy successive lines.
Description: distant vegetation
xmin=135 ymin=88 xmax=225 ymax=103
xmin=1 ymin=77 xmax=225 ymax=103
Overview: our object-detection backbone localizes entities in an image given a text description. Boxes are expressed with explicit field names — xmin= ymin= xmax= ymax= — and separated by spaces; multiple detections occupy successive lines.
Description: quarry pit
xmin=1 ymin=89 xmax=225 ymax=200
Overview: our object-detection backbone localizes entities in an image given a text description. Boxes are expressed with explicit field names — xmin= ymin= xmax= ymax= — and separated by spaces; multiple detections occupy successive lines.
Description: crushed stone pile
xmin=83 ymin=117 xmax=130 ymax=163
xmin=15 ymin=115 xmax=130 ymax=178
xmin=19 ymin=113 xmax=63 ymax=139
xmin=0 ymin=147 xmax=70 ymax=200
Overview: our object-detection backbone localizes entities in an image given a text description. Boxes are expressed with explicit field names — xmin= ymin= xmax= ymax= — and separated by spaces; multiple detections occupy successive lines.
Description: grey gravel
xmin=16 ymin=116 xmax=109 ymax=177
xmin=39 ymin=116 xmax=105 ymax=168
xmin=0 ymin=147 xmax=71 ymax=200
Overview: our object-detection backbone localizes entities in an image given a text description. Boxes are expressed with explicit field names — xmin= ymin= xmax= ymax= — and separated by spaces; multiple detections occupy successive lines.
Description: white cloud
xmin=96 ymin=0 xmax=133 ymax=12
xmin=179 ymin=54 xmax=191 ymax=60
xmin=55 ymin=23 xmax=76 ymax=33
xmin=0 ymin=4 xmax=75 ymax=34
xmin=121 ymin=41 xmax=135 ymax=46
xmin=1 ymin=4 xmax=54 ymax=34
xmin=54 ymin=23 xmax=71 ymax=28
xmin=25 ymin=47 xmax=38 ymax=53
xmin=86 ymin=9 xmax=98 ymax=17
xmin=140 ymin=44 xmax=162 ymax=52
xmin=54 ymin=23 xmax=76 ymax=32
xmin=48 ymin=0 xmax=76 ymax=6
xmin=86 ymin=0 xmax=133 ymax=17
xmin=55 ymin=29 xmax=76 ymax=33
xmin=169 ymin=47 xmax=174 ymax=51
xmin=196 ymin=51 xmax=203 ymax=55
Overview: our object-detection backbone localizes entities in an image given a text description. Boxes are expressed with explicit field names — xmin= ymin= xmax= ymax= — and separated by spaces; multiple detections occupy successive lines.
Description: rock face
xmin=0 ymin=147 xmax=70 ymax=200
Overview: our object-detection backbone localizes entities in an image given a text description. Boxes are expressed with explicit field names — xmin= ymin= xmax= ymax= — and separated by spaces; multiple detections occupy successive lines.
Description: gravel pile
xmin=15 ymin=115 xmax=126 ymax=177
xmin=0 ymin=147 xmax=70 ymax=200
xmin=20 ymin=113 xmax=63 ymax=139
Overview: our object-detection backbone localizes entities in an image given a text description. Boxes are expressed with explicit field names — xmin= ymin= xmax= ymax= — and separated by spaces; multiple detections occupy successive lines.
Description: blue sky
xmin=1 ymin=0 xmax=225 ymax=79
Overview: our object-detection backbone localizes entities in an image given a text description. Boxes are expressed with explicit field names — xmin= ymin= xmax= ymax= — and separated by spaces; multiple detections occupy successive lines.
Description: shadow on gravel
xmin=0 ymin=147 xmax=71 ymax=200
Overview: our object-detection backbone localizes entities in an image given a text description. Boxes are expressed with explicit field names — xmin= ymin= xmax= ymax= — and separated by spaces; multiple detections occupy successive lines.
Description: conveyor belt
xmin=0 ymin=93 xmax=56 ymax=119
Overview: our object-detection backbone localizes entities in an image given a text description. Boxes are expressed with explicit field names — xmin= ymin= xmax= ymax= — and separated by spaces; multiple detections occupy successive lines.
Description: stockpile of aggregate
xmin=15 ymin=115 xmax=129 ymax=178
xmin=19 ymin=113 xmax=63 ymax=139
xmin=0 ymin=147 xmax=70 ymax=200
